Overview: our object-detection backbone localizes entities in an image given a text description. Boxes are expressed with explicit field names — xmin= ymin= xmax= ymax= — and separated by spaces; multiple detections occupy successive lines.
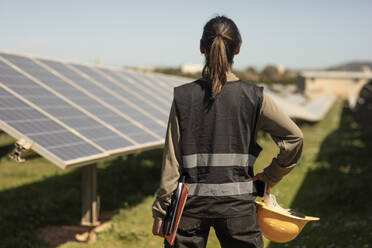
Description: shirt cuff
xmin=261 ymin=159 xmax=296 ymax=187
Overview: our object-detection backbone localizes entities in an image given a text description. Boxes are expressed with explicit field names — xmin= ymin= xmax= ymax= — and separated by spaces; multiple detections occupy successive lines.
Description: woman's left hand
xmin=253 ymin=173 xmax=271 ymax=194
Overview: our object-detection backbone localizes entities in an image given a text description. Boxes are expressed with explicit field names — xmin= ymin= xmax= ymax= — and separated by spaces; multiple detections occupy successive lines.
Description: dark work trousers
xmin=164 ymin=213 xmax=263 ymax=248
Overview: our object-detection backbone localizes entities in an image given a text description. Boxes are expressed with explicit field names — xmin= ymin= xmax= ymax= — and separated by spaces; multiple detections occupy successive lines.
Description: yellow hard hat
xmin=256 ymin=200 xmax=319 ymax=243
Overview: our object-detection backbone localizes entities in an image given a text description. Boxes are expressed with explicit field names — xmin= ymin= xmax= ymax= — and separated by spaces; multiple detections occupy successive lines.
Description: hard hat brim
xmin=255 ymin=201 xmax=319 ymax=221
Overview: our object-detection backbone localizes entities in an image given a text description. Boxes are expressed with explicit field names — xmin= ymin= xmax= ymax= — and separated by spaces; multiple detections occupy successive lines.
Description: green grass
xmin=268 ymin=103 xmax=372 ymax=248
xmin=0 ymin=100 xmax=371 ymax=247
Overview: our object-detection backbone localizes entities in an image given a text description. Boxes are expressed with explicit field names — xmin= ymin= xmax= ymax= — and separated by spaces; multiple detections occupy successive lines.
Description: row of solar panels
xmin=0 ymin=51 xmax=188 ymax=169
xmin=0 ymin=51 xmax=336 ymax=169
xmin=264 ymin=88 xmax=336 ymax=122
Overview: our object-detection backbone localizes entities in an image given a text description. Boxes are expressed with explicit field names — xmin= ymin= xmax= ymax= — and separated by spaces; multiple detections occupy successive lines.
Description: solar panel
xmin=0 ymin=55 xmax=137 ymax=153
xmin=0 ymin=86 xmax=105 ymax=165
xmin=38 ymin=59 xmax=166 ymax=137
xmin=71 ymin=64 xmax=169 ymax=121
xmin=2 ymin=54 xmax=161 ymax=146
xmin=0 ymin=51 xmax=188 ymax=168
xmin=0 ymin=51 xmax=188 ymax=225
xmin=138 ymin=72 xmax=174 ymax=94
xmin=97 ymin=68 xmax=171 ymax=111
xmin=151 ymin=72 xmax=190 ymax=87
xmin=120 ymin=70 xmax=173 ymax=102
xmin=264 ymin=88 xmax=336 ymax=122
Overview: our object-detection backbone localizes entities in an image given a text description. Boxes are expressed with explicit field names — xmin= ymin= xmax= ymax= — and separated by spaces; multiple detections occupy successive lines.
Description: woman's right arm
xmin=255 ymin=92 xmax=304 ymax=188
xmin=152 ymin=100 xmax=182 ymax=236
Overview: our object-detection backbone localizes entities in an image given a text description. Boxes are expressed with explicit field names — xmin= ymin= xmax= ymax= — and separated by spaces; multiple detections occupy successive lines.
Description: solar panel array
xmin=264 ymin=87 xmax=336 ymax=122
xmin=0 ymin=51 xmax=188 ymax=169
xmin=0 ymin=51 xmax=336 ymax=169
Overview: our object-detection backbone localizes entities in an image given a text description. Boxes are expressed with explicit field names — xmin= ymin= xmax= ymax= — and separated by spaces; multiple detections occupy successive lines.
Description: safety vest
xmin=174 ymin=79 xmax=263 ymax=218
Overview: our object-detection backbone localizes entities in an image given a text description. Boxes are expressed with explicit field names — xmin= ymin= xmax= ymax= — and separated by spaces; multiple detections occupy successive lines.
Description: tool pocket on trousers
xmin=226 ymin=207 xmax=260 ymax=234
xmin=227 ymin=215 xmax=253 ymax=231
xmin=178 ymin=216 xmax=201 ymax=231
xmin=226 ymin=214 xmax=263 ymax=248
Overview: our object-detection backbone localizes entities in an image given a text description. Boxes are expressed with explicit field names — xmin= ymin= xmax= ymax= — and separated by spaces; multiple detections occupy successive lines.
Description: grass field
xmin=0 ymin=100 xmax=371 ymax=248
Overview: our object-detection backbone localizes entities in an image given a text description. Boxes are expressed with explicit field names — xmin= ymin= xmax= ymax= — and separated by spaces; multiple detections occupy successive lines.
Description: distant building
xmin=297 ymin=71 xmax=372 ymax=101
xmin=181 ymin=63 xmax=204 ymax=74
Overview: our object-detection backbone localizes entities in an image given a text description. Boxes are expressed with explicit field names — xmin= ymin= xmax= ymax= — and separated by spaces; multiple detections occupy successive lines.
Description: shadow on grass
xmin=0 ymin=148 xmax=163 ymax=248
xmin=0 ymin=143 xmax=13 ymax=158
xmin=268 ymin=105 xmax=372 ymax=248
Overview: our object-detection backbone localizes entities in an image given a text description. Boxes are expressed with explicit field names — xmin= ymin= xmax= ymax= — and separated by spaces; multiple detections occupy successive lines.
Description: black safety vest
xmin=174 ymin=79 xmax=263 ymax=218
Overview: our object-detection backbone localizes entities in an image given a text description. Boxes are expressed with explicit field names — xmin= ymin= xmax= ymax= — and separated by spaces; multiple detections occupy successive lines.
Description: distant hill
xmin=327 ymin=61 xmax=372 ymax=71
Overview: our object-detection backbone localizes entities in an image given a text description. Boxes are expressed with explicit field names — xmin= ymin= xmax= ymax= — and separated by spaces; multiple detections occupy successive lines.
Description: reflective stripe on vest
xmin=182 ymin=153 xmax=257 ymax=169
xmin=187 ymin=181 xmax=254 ymax=196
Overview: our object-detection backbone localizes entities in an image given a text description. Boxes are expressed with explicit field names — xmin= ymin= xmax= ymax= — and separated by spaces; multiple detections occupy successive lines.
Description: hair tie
xmin=215 ymin=33 xmax=232 ymax=41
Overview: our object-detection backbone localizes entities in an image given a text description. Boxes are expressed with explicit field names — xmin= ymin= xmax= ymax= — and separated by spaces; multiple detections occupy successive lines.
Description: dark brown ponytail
xmin=201 ymin=16 xmax=242 ymax=99
xmin=209 ymin=35 xmax=229 ymax=99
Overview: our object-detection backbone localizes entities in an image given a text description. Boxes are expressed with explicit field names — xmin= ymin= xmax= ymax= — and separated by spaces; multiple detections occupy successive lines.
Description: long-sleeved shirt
xmin=152 ymin=73 xmax=303 ymax=220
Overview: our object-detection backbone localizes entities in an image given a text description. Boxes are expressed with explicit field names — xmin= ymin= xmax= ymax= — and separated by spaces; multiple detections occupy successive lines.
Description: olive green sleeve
xmin=256 ymin=92 xmax=304 ymax=187
xmin=152 ymin=100 xmax=182 ymax=220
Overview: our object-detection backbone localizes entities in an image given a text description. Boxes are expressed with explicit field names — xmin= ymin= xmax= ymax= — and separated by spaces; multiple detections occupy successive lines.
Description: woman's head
xmin=200 ymin=16 xmax=242 ymax=99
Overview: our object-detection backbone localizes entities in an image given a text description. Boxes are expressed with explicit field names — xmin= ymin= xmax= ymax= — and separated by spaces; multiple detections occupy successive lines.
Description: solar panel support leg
xmin=81 ymin=163 xmax=100 ymax=226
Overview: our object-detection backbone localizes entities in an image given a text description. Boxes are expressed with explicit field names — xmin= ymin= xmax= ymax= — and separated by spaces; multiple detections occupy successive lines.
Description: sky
xmin=1 ymin=0 xmax=371 ymax=70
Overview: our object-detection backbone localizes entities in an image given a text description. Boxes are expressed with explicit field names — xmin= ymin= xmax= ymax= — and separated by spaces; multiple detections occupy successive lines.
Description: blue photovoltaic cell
xmin=0 ymin=87 xmax=102 ymax=161
xmin=0 ymin=55 xmax=135 ymax=151
xmin=97 ymin=68 xmax=171 ymax=111
xmin=38 ymin=58 xmax=166 ymax=137
xmin=120 ymin=70 xmax=173 ymax=102
xmin=71 ymin=64 xmax=169 ymax=121
xmin=140 ymin=73 xmax=174 ymax=94
xmin=155 ymin=74 xmax=188 ymax=88
xmin=150 ymin=75 xmax=178 ymax=87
